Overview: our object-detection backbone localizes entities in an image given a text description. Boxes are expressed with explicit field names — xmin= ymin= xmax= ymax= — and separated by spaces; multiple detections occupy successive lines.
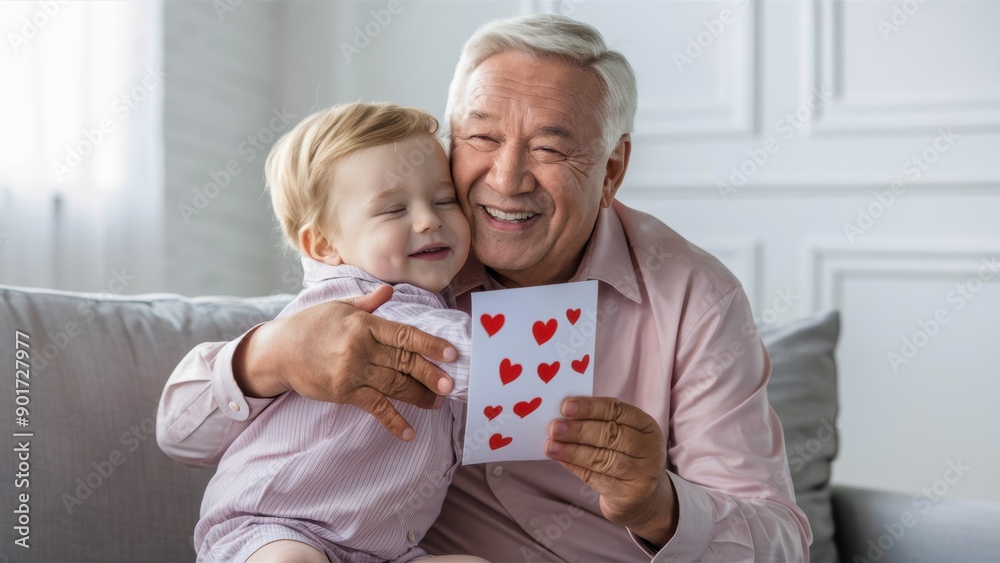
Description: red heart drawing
xmin=513 ymin=397 xmax=542 ymax=418
xmin=484 ymin=405 xmax=503 ymax=421
xmin=481 ymin=313 xmax=504 ymax=337
xmin=537 ymin=361 xmax=560 ymax=383
xmin=499 ymin=358 xmax=522 ymax=385
xmin=532 ymin=319 xmax=558 ymax=345
xmin=489 ymin=433 xmax=513 ymax=450
xmin=571 ymin=354 xmax=590 ymax=374
xmin=566 ymin=308 xmax=581 ymax=325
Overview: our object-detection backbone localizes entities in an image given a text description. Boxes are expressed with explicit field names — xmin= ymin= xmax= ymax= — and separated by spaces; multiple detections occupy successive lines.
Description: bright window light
xmin=0 ymin=1 xmax=141 ymax=193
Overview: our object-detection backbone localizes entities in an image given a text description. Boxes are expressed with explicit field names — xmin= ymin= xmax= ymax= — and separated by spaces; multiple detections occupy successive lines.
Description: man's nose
xmin=486 ymin=143 xmax=533 ymax=196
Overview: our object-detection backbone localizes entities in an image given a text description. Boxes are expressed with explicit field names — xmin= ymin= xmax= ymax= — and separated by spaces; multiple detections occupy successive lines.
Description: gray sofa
xmin=2 ymin=285 xmax=998 ymax=563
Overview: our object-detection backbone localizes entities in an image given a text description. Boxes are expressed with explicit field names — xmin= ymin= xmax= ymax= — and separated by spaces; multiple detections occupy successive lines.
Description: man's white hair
xmin=444 ymin=13 xmax=638 ymax=152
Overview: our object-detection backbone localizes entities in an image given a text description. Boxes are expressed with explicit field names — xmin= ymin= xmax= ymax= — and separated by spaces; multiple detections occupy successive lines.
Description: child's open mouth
xmin=409 ymin=246 xmax=451 ymax=260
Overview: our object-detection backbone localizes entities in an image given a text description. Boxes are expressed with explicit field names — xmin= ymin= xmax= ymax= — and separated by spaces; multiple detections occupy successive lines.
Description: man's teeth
xmin=485 ymin=207 xmax=536 ymax=221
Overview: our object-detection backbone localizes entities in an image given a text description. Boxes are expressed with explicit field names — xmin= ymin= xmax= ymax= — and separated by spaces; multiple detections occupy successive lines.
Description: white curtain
xmin=0 ymin=0 xmax=164 ymax=293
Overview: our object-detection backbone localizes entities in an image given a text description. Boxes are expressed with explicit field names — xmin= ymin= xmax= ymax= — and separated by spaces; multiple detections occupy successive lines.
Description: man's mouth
xmin=483 ymin=206 xmax=538 ymax=223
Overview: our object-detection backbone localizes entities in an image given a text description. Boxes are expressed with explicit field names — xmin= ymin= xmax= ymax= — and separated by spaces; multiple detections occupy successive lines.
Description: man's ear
xmin=299 ymin=226 xmax=343 ymax=266
xmin=601 ymin=134 xmax=631 ymax=208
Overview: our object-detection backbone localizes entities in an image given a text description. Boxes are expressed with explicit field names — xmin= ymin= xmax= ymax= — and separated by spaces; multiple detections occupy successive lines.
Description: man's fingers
xmin=365 ymin=317 xmax=456 ymax=394
xmin=363 ymin=363 xmax=443 ymax=410
xmin=548 ymin=419 xmax=649 ymax=458
xmin=368 ymin=313 xmax=458 ymax=364
xmin=362 ymin=339 xmax=452 ymax=395
xmin=353 ymin=387 xmax=415 ymax=441
xmin=545 ymin=439 xmax=633 ymax=479
xmin=344 ymin=284 xmax=394 ymax=314
xmin=561 ymin=396 xmax=658 ymax=433
xmin=391 ymin=345 xmax=456 ymax=395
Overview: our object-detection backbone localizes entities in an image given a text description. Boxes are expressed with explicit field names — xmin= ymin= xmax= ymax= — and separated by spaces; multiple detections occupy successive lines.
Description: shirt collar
xmin=300 ymin=256 xmax=452 ymax=307
xmin=449 ymin=204 xmax=642 ymax=303
xmin=301 ymin=257 xmax=382 ymax=287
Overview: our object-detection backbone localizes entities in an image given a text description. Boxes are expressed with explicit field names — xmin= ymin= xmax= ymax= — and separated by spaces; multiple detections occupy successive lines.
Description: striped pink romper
xmin=195 ymin=261 xmax=470 ymax=562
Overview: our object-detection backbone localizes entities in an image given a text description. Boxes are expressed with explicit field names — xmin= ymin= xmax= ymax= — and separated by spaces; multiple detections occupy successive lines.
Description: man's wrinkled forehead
xmin=455 ymin=56 xmax=604 ymax=132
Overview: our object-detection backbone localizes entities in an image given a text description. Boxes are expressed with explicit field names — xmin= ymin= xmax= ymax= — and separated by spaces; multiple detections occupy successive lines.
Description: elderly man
xmin=158 ymin=14 xmax=810 ymax=562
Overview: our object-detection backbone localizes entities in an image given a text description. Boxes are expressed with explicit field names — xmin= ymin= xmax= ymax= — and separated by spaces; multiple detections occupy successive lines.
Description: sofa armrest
xmin=831 ymin=484 xmax=1000 ymax=562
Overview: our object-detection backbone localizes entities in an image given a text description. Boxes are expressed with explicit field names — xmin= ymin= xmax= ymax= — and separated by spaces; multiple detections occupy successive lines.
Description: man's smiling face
xmin=450 ymin=51 xmax=624 ymax=288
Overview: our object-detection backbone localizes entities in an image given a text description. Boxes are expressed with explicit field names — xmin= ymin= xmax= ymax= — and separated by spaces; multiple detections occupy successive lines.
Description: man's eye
xmin=467 ymin=135 xmax=498 ymax=148
xmin=533 ymin=146 xmax=566 ymax=162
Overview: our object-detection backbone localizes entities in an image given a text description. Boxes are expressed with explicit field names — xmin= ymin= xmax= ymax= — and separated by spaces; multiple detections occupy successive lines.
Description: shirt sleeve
xmin=155 ymin=293 xmax=473 ymax=467
xmin=155 ymin=324 xmax=277 ymax=467
xmin=629 ymin=285 xmax=812 ymax=562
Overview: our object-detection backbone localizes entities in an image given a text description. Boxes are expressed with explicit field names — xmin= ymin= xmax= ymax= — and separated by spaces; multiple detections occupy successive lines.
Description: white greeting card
xmin=462 ymin=280 xmax=598 ymax=464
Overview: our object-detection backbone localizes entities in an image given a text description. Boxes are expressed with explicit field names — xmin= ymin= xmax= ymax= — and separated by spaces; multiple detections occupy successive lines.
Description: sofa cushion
xmin=0 ymin=285 xmax=293 ymax=563
xmin=1 ymin=283 xmax=840 ymax=562
xmin=831 ymin=484 xmax=1000 ymax=562
xmin=761 ymin=310 xmax=841 ymax=563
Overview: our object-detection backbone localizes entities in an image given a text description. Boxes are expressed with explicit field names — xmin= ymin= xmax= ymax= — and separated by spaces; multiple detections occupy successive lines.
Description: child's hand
xmin=234 ymin=285 xmax=457 ymax=441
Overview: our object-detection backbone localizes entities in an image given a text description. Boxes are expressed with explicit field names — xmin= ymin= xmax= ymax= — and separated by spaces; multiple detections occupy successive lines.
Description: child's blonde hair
xmin=265 ymin=102 xmax=440 ymax=253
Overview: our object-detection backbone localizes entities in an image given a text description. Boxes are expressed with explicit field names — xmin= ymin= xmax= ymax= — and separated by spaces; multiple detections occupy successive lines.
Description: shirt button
xmin=407 ymin=531 xmax=416 ymax=542
xmin=530 ymin=517 xmax=541 ymax=528
xmin=492 ymin=465 xmax=504 ymax=477
xmin=228 ymin=401 xmax=240 ymax=411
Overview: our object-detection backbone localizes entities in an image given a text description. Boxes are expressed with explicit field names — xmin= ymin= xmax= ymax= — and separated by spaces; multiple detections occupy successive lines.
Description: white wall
xmin=266 ymin=0 xmax=1000 ymax=502
xmin=163 ymin=0 xmax=290 ymax=297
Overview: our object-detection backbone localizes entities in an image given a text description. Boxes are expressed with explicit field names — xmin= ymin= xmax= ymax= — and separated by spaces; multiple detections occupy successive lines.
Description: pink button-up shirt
xmin=157 ymin=201 xmax=811 ymax=562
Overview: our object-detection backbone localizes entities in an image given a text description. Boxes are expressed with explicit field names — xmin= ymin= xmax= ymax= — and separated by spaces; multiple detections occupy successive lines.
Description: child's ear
xmin=299 ymin=227 xmax=343 ymax=266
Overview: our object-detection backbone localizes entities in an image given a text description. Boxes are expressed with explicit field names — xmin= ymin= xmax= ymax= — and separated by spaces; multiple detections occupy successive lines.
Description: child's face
xmin=316 ymin=133 xmax=471 ymax=293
